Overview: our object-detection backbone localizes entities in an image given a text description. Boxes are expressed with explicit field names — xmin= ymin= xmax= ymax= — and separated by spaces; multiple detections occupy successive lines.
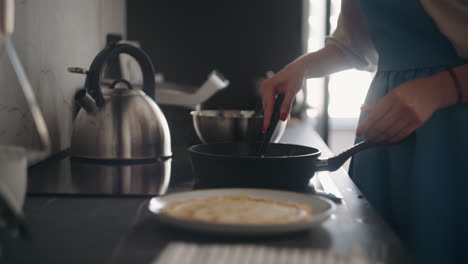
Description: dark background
xmin=127 ymin=0 xmax=305 ymax=110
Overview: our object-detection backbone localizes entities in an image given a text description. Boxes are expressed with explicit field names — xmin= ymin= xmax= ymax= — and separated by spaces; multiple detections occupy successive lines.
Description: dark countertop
xmin=0 ymin=119 xmax=414 ymax=264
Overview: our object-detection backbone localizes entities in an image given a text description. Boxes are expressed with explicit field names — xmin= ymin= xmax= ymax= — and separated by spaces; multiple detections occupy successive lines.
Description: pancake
xmin=161 ymin=194 xmax=312 ymax=225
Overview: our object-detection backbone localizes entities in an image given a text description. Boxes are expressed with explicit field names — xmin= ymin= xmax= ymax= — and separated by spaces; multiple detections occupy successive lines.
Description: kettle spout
xmin=75 ymin=89 xmax=97 ymax=113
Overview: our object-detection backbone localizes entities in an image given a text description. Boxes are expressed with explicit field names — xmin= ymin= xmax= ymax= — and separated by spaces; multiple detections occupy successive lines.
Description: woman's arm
xmin=357 ymin=64 xmax=468 ymax=142
xmin=421 ymin=0 xmax=468 ymax=59
xmin=260 ymin=44 xmax=353 ymax=131
xmin=261 ymin=0 xmax=377 ymax=131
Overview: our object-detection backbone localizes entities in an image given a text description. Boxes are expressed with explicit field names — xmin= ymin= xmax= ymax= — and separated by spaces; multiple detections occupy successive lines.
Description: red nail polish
xmin=261 ymin=124 xmax=267 ymax=132
xmin=360 ymin=104 xmax=371 ymax=111
xmin=280 ymin=113 xmax=288 ymax=121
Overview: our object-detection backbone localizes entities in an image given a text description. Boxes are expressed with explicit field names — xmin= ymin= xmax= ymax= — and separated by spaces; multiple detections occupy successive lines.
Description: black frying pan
xmin=188 ymin=140 xmax=380 ymax=191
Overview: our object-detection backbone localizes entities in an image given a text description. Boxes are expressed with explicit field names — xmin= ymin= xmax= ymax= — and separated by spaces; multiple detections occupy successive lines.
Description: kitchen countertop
xmin=0 ymin=119 xmax=414 ymax=264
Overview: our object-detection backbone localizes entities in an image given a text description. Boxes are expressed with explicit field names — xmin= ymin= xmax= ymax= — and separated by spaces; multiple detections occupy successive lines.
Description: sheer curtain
xmin=307 ymin=0 xmax=372 ymax=130
xmin=306 ymin=0 xmax=373 ymax=168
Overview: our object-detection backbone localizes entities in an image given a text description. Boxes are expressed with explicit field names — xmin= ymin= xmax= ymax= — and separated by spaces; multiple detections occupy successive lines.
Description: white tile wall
xmin=0 ymin=0 xmax=125 ymax=159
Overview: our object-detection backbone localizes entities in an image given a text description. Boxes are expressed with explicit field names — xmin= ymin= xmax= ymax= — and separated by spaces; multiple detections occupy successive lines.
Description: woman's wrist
xmin=447 ymin=68 xmax=463 ymax=104
xmin=286 ymin=57 xmax=308 ymax=80
xmin=428 ymin=66 xmax=467 ymax=110
xmin=434 ymin=71 xmax=459 ymax=108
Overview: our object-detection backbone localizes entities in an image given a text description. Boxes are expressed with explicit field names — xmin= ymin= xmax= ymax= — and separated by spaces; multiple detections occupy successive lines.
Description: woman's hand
xmin=356 ymin=71 xmax=458 ymax=142
xmin=260 ymin=61 xmax=306 ymax=131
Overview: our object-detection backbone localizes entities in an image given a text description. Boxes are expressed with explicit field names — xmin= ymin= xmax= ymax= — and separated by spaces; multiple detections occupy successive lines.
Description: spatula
xmin=256 ymin=94 xmax=285 ymax=157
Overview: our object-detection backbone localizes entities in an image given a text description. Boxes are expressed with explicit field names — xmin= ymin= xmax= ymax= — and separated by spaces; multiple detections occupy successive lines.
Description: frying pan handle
xmin=315 ymin=140 xmax=382 ymax=172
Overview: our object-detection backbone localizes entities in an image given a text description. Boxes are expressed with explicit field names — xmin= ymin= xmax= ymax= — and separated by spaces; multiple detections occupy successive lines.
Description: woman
xmin=260 ymin=0 xmax=468 ymax=263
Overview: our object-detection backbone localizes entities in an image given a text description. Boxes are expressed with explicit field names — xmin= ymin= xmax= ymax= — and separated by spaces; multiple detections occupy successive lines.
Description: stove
xmin=27 ymin=146 xmax=195 ymax=197
xmin=27 ymin=119 xmax=339 ymax=198
xmin=28 ymin=146 xmax=325 ymax=198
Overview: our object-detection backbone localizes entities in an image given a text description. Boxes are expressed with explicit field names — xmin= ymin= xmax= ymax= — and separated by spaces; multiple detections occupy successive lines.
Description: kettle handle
xmin=85 ymin=43 xmax=156 ymax=106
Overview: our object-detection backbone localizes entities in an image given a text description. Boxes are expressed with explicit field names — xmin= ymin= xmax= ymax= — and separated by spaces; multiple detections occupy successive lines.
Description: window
xmin=307 ymin=0 xmax=373 ymax=130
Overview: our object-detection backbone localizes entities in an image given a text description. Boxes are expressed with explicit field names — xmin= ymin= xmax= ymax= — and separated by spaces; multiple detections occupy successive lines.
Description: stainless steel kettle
xmin=69 ymin=43 xmax=172 ymax=161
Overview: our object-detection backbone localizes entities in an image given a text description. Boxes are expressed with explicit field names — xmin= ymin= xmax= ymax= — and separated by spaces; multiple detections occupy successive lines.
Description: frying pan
xmin=188 ymin=140 xmax=380 ymax=191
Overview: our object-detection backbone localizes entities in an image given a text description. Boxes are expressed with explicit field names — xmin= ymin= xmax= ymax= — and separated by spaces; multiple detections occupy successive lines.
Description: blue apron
xmin=351 ymin=0 xmax=468 ymax=263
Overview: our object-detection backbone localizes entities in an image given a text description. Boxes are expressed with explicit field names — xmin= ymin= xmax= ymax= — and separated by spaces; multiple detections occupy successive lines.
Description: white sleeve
xmin=325 ymin=0 xmax=378 ymax=71
xmin=421 ymin=0 xmax=468 ymax=60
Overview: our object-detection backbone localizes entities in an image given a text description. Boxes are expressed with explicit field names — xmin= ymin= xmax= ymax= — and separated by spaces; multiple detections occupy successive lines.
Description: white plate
xmin=148 ymin=188 xmax=335 ymax=236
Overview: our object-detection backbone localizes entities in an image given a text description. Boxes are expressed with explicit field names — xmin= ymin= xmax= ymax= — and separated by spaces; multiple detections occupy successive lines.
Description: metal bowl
xmin=190 ymin=110 xmax=287 ymax=144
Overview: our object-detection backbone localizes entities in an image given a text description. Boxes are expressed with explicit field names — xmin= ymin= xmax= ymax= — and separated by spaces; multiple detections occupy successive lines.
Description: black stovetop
xmin=27 ymin=146 xmax=195 ymax=197
xmin=27 ymin=145 xmax=317 ymax=197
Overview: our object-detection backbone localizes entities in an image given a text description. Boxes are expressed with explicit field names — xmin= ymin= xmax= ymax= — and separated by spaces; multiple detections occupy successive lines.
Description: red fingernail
xmin=361 ymin=104 xmax=371 ymax=111
xmin=261 ymin=124 xmax=267 ymax=132
xmin=280 ymin=113 xmax=288 ymax=121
